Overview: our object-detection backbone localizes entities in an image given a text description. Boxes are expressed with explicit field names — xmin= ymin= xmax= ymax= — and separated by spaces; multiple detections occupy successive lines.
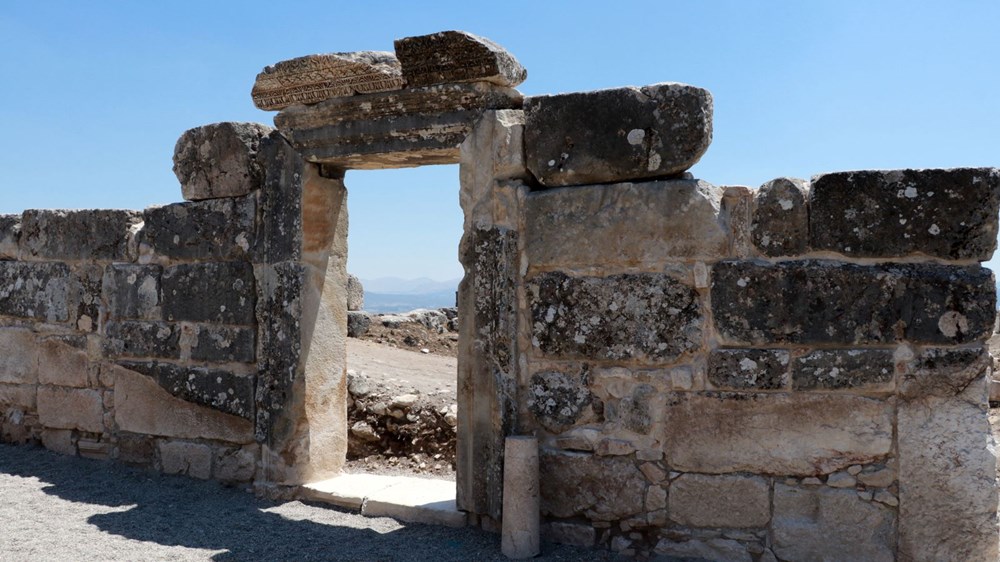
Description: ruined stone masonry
xmin=1 ymin=29 xmax=998 ymax=561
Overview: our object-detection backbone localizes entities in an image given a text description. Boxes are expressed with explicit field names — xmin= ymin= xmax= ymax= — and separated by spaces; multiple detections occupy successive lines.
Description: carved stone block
xmin=252 ymin=52 xmax=404 ymax=111
xmin=394 ymin=31 xmax=526 ymax=88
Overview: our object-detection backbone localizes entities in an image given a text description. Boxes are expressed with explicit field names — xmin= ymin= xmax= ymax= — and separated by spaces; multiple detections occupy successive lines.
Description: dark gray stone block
xmin=712 ymin=260 xmax=996 ymax=346
xmin=527 ymin=369 xmax=594 ymax=433
xmin=119 ymin=361 xmax=253 ymax=420
xmin=0 ymin=215 xmax=20 ymax=259
xmin=900 ymin=346 xmax=990 ymax=399
xmin=257 ymin=132 xmax=303 ymax=264
xmin=71 ymin=264 xmax=103 ymax=332
xmin=524 ymin=83 xmax=713 ymax=187
xmin=528 ymin=271 xmax=702 ymax=363
xmin=161 ymin=262 xmax=256 ymax=325
xmin=394 ymin=30 xmax=526 ymax=88
xmin=19 ymin=209 xmax=140 ymax=261
xmin=103 ymin=264 xmax=161 ymax=320
xmin=0 ymin=261 xmax=71 ymax=322
xmin=255 ymin=262 xmax=304 ymax=442
xmin=752 ymin=177 xmax=809 ymax=257
xmin=191 ymin=325 xmax=256 ymax=363
xmin=793 ymin=349 xmax=895 ymax=391
xmin=103 ymin=321 xmax=180 ymax=359
xmin=810 ymin=168 xmax=1000 ymax=260
xmin=347 ymin=311 xmax=371 ymax=338
xmin=140 ymin=195 xmax=257 ymax=262
xmin=708 ymin=349 xmax=789 ymax=390
xmin=173 ymin=122 xmax=272 ymax=201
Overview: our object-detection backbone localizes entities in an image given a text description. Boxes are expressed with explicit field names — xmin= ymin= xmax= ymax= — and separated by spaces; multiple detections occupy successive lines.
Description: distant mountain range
xmin=358 ymin=277 xmax=461 ymax=314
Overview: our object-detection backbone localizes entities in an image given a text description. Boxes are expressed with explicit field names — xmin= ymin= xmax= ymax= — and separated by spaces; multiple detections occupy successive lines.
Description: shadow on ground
xmin=0 ymin=443 xmax=613 ymax=561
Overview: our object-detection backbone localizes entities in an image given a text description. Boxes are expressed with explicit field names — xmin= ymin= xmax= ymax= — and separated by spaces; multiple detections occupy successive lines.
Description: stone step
xmin=302 ymin=473 xmax=467 ymax=528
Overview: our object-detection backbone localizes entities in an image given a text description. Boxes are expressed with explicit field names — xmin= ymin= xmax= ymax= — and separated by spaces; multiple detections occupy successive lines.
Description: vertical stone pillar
xmin=502 ymin=436 xmax=539 ymax=559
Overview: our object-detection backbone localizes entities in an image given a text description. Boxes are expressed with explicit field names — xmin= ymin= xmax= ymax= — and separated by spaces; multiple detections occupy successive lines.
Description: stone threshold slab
xmin=301 ymin=473 xmax=467 ymax=528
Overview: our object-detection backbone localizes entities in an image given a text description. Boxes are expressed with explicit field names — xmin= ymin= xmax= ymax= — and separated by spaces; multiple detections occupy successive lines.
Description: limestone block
xmin=118 ymin=361 xmax=253 ymax=420
xmin=524 ymin=83 xmax=713 ymax=187
xmin=0 ymin=261 xmax=71 ymax=322
xmin=707 ymin=349 xmax=789 ymax=390
xmin=252 ymin=52 xmax=403 ymax=111
xmin=214 ymin=444 xmax=258 ymax=482
xmin=161 ymin=262 xmax=256 ymax=324
xmin=41 ymin=428 xmax=76 ymax=456
xmin=116 ymin=434 xmax=155 ymax=466
xmin=114 ymin=365 xmax=252 ymax=443
xmin=0 ymin=383 xmax=36 ymax=409
xmin=663 ymin=393 xmax=893 ymax=475
xmin=751 ymin=177 xmax=808 ymax=256
xmin=712 ymin=260 xmax=996 ymax=346
xmin=103 ymin=321 xmax=180 ymax=359
xmin=668 ymin=473 xmax=771 ymax=528
xmin=543 ymin=521 xmax=595 ymax=547
xmin=0 ymin=329 xmax=38 ymax=384
xmin=102 ymin=264 xmax=161 ymax=320
xmin=501 ymin=436 xmax=540 ymax=559
xmin=37 ymin=387 xmax=104 ymax=433
xmin=173 ymin=122 xmax=272 ymax=201
xmin=274 ymin=82 xmax=522 ymax=169
xmin=524 ymin=179 xmax=728 ymax=268
xmin=37 ymin=336 xmax=89 ymax=388
xmin=0 ymin=214 xmax=20 ymax=259
xmin=721 ymin=185 xmax=753 ymax=258
xmin=458 ymin=110 xmax=527 ymax=231
xmin=898 ymin=367 xmax=999 ymax=560
xmin=346 ymin=274 xmax=364 ymax=311
xmin=190 ymin=324 xmax=256 ymax=363
xmin=19 ymin=209 xmax=140 ymax=261
xmin=394 ymin=31 xmax=526 ymax=88
xmin=527 ymin=271 xmax=702 ymax=363
xmin=793 ymin=349 xmax=895 ymax=392
xmin=526 ymin=369 xmax=594 ymax=433
xmin=900 ymin=346 xmax=990 ymax=399
xmin=72 ymin=263 xmax=103 ymax=332
xmin=539 ymin=450 xmax=646 ymax=521
xmin=654 ymin=538 xmax=752 ymax=562
xmin=810 ymin=167 xmax=1000 ymax=260
xmin=77 ymin=438 xmax=110 ymax=460
xmin=159 ymin=441 xmax=212 ymax=479
xmin=772 ymin=483 xmax=894 ymax=562
xmin=140 ymin=195 xmax=257 ymax=261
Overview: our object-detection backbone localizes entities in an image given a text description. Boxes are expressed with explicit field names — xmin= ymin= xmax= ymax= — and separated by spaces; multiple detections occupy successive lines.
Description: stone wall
xmin=1 ymin=28 xmax=998 ymax=561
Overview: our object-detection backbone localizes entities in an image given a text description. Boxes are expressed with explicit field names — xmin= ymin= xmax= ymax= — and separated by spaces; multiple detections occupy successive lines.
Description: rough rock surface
xmin=19 ymin=210 xmax=140 ymax=261
xmin=252 ymin=52 xmax=404 ymax=111
xmin=347 ymin=274 xmax=364 ymax=311
xmin=140 ymin=195 xmax=258 ymax=261
xmin=793 ymin=349 xmax=895 ymax=391
xmin=103 ymin=264 xmax=161 ymax=320
xmin=707 ymin=348 xmax=789 ymax=390
xmin=539 ymin=450 xmax=645 ymax=521
xmin=524 ymin=178 xmax=727 ymax=267
xmin=810 ymin=167 xmax=1000 ymax=260
xmin=172 ymin=122 xmax=272 ymax=201
xmin=161 ymin=262 xmax=256 ymax=324
xmin=527 ymin=369 xmax=595 ymax=433
xmin=713 ymin=260 xmax=996 ymax=345
xmin=524 ymin=83 xmax=713 ymax=187
xmin=668 ymin=473 xmax=771 ymax=528
xmin=752 ymin=177 xmax=809 ymax=256
xmin=0 ymin=261 xmax=71 ymax=322
xmin=528 ymin=271 xmax=702 ymax=363
xmin=0 ymin=215 xmax=20 ymax=259
xmin=394 ymin=31 xmax=526 ymax=88
xmin=118 ymin=361 xmax=253 ymax=420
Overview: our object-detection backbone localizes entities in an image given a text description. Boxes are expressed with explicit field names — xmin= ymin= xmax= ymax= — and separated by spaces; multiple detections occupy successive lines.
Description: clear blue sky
xmin=1 ymin=2 xmax=998 ymax=280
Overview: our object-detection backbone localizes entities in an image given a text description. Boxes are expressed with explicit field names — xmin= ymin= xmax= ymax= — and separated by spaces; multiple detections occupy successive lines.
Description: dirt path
xmin=0 ymin=443 xmax=613 ymax=562
xmin=347 ymin=339 xmax=456 ymax=396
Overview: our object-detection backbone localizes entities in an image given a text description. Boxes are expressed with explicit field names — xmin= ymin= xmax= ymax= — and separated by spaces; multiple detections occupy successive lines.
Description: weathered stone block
xmin=524 ymin=83 xmax=713 ymax=187
xmin=161 ymin=262 xmax=256 ymax=324
xmin=159 ymin=441 xmax=212 ymax=479
xmin=539 ymin=450 xmax=645 ymax=521
xmin=116 ymin=433 xmax=155 ymax=466
xmin=103 ymin=264 xmax=161 ymax=320
xmin=772 ymin=483 xmax=894 ymax=562
xmin=0 ymin=261 xmax=71 ymax=322
xmin=528 ymin=271 xmax=702 ymax=363
xmin=140 ymin=195 xmax=257 ymax=261
xmin=669 ymin=473 xmax=770 ymax=528
xmin=274 ymin=82 xmax=522 ymax=169
xmin=0 ymin=329 xmax=38 ymax=384
xmin=19 ymin=209 xmax=140 ymax=261
xmin=0 ymin=214 xmax=20 ymax=259
xmin=214 ymin=444 xmax=258 ymax=482
xmin=72 ymin=264 xmax=103 ymax=332
xmin=252 ymin=52 xmax=403 ymax=111
xmin=524 ymin=179 xmax=728 ymax=267
xmin=255 ymin=262 xmax=304 ymax=442
xmin=173 ymin=122 xmax=272 ymax=201
xmin=606 ymin=383 xmax=657 ymax=435
xmin=103 ymin=321 xmax=180 ymax=359
xmin=712 ymin=260 xmax=995 ymax=346
xmin=41 ymin=428 xmax=76 ymax=456
xmin=654 ymin=538 xmax=753 ymax=562
xmin=37 ymin=336 xmax=89 ymax=388
xmin=751 ymin=177 xmax=808 ymax=256
xmin=394 ymin=31 xmax=526 ymax=88
xmin=900 ymin=346 xmax=990 ymax=399
xmin=347 ymin=311 xmax=371 ymax=338
xmin=543 ymin=521 xmax=595 ymax=547
xmin=810 ymin=167 xmax=1000 ymax=260
xmin=190 ymin=325 xmax=256 ymax=363
xmin=898 ymin=364 xmax=998 ymax=560
xmin=118 ymin=361 xmax=253 ymax=420
xmin=37 ymin=387 xmax=103 ymax=433
xmin=793 ymin=349 xmax=895 ymax=392
xmin=707 ymin=349 xmax=789 ymax=390
xmin=663 ymin=393 xmax=893 ymax=475
xmin=257 ymin=132 xmax=304 ymax=264
xmin=527 ymin=369 xmax=594 ymax=433
xmin=113 ymin=365 xmax=253 ymax=443
xmin=347 ymin=274 xmax=364 ymax=311
xmin=0 ymin=383 xmax=36 ymax=410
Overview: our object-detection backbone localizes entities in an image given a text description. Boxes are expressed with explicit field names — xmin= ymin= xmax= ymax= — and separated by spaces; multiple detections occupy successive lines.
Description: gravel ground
xmin=0 ymin=443 xmax=617 ymax=562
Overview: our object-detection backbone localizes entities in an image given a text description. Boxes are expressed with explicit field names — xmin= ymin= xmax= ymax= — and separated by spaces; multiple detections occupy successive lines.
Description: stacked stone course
xmin=1 ymin=28 xmax=998 ymax=561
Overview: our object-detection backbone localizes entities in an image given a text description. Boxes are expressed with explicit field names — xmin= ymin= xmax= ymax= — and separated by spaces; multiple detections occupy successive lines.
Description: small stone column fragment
xmin=394 ymin=30 xmax=527 ymax=88
xmin=502 ymin=436 xmax=540 ymax=559
xmin=251 ymin=51 xmax=404 ymax=111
